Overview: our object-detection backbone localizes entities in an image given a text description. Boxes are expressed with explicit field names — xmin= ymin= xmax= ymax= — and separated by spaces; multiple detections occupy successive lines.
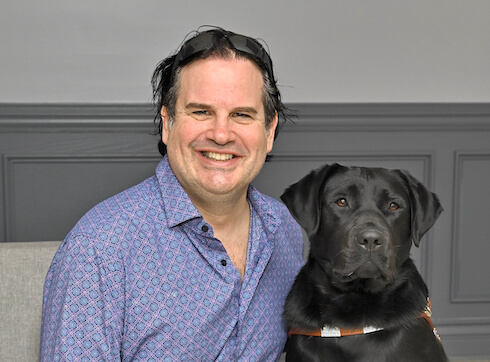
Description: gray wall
xmin=1 ymin=1 xmax=490 ymax=103
xmin=1 ymin=103 xmax=490 ymax=359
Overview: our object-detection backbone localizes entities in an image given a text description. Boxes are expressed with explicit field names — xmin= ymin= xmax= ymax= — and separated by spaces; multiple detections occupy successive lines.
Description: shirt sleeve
xmin=40 ymin=233 xmax=125 ymax=361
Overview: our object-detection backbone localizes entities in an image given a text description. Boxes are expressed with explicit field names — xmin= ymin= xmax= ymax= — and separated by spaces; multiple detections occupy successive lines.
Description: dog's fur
xmin=281 ymin=164 xmax=447 ymax=362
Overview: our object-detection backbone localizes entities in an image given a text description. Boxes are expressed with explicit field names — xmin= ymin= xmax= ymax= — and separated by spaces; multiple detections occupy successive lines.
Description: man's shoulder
xmin=71 ymin=175 xmax=161 ymax=236
xmin=94 ymin=175 xmax=159 ymax=215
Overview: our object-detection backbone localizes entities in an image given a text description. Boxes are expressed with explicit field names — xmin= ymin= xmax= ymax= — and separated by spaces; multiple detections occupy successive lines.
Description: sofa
xmin=0 ymin=241 xmax=61 ymax=362
xmin=2 ymin=241 xmax=488 ymax=362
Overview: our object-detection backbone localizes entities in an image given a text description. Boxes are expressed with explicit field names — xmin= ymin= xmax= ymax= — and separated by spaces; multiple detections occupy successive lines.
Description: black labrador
xmin=281 ymin=164 xmax=448 ymax=362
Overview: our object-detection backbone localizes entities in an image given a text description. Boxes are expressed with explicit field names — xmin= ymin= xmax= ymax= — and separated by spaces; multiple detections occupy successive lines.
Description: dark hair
xmin=151 ymin=26 xmax=293 ymax=156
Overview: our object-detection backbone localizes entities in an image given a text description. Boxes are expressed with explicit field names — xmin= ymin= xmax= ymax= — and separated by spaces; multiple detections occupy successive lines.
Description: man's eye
xmin=336 ymin=198 xmax=348 ymax=207
xmin=234 ymin=112 xmax=251 ymax=118
xmin=193 ymin=110 xmax=209 ymax=115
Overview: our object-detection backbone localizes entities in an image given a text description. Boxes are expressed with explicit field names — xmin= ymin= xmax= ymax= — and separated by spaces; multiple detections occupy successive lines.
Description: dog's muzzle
xmin=337 ymin=217 xmax=396 ymax=283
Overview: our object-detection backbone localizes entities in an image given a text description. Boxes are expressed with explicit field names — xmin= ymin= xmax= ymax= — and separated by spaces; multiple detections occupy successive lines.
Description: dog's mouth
xmin=333 ymin=264 xmax=394 ymax=293
xmin=333 ymin=258 xmax=394 ymax=288
xmin=336 ymin=265 xmax=383 ymax=281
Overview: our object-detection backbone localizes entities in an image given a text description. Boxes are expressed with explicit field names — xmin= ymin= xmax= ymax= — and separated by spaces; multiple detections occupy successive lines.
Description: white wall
xmin=1 ymin=0 xmax=489 ymax=103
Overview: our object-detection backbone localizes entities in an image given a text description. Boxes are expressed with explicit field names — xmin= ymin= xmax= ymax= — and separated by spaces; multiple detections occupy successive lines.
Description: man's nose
xmin=208 ymin=115 xmax=235 ymax=145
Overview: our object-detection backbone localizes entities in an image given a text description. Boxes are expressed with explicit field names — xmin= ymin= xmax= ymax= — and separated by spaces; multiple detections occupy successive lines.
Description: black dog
xmin=281 ymin=164 xmax=448 ymax=362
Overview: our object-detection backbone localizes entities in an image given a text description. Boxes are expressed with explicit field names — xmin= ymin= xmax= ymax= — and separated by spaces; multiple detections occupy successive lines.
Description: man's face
xmin=161 ymin=56 xmax=277 ymax=205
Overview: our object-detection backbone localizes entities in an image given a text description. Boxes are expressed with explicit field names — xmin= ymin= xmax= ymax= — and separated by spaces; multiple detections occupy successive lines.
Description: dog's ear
xmin=281 ymin=163 xmax=341 ymax=238
xmin=396 ymin=170 xmax=443 ymax=247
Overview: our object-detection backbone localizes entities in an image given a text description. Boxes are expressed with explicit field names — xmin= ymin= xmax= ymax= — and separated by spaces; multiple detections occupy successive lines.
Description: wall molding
xmin=1 ymin=103 xmax=490 ymax=132
xmin=1 ymin=102 xmax=490 ymax=357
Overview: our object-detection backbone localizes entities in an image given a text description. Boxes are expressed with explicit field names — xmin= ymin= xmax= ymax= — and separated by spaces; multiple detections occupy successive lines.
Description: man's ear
xmin=281 ymin=163 xmax=342 ymax=239
xmin=266 ymin=112 xmax=278 ymax=153
xmin=396 ymin=170 xmax=443 ymax=247
xmin=160 ymin=106 xmax=170 ymax=145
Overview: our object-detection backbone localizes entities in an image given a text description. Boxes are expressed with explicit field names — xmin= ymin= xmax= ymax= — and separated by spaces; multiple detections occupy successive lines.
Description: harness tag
xmin=363 ymin=326 xmax=384 ymax=334
xmin=320 ymin=326 xmax=341 ymax=337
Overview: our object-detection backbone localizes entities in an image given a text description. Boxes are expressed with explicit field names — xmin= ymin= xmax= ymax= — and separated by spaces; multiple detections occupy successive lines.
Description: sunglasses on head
xmin=171 ymin=29 xmax=274 ymax=80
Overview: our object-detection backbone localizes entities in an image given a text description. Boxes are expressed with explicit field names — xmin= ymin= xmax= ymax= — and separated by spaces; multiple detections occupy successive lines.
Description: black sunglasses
xmin=171 ymin=29 xmax=274 ymax=81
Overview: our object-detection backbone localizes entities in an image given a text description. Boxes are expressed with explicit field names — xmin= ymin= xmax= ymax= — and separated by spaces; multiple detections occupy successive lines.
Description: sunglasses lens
xmin=228 ymin=35 xmax=272 ymax=77
xmin=181 ymin=33 xmax=214 ymax=59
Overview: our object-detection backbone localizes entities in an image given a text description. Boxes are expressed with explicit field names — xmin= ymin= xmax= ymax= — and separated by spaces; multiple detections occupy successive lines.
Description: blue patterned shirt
xmin=40 ymin=156 xmax=304 ymax=361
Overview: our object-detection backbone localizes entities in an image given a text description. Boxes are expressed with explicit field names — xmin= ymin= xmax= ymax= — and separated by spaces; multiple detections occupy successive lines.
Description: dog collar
xmin=288 ymin=325 xmax=383 ymax=338
xmin=288 ymin=298 xmax=441 ymax=343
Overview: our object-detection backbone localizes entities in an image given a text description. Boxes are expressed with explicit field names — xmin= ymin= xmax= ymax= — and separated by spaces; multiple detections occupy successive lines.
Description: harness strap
xmin=288 ymin=298 xmax=442 ymax=343
xmin=421 ymin=298 xmax=442 ymax=343
xmin=288 ymin=325 xmax=383 ymax=338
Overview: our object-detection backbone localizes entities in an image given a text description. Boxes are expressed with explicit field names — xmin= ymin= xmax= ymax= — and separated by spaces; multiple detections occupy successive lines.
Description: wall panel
xmin=1 ymin=103 xmax=490 ymax=359
xmin=3 ymin=155 xmax=160 ymax=242
xmin=451 ymin=152 xmax=490 ymax=303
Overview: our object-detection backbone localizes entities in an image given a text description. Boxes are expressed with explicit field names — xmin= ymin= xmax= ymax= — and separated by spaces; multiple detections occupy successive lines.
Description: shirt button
xmin=221 ymin=259 xmax=227 ymax=266
xmin=201 ymin=225 xmax=208 ymax=232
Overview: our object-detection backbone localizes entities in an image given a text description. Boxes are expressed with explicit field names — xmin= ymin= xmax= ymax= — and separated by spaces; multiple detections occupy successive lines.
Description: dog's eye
xmin=336 ymin=198 xmax=348 ymax=207
xmin=389 ymin=202 xmax=399 ymax=210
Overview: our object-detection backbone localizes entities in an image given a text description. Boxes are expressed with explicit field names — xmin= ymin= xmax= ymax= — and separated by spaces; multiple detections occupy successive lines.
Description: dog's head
xmin=281 ymin=164 xmax=442 ymax=292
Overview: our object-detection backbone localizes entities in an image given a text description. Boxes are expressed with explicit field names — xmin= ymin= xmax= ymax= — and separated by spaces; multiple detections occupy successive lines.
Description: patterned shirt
xmin=40 ymin=156 xmax=304 ymax=361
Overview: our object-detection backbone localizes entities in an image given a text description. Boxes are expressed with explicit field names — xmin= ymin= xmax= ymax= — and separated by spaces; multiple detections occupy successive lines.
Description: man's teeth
xmin=203 ymin=152 xmax=234 ymax=161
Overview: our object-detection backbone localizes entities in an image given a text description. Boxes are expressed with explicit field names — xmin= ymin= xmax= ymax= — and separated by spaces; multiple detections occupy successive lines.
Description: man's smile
xmin=201 ymin=151 xmax=235 ymax=161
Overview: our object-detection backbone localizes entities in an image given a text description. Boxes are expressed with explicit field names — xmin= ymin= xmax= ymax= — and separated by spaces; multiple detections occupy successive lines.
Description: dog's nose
xmin=357 ymin=229 xmax=384 ymax=249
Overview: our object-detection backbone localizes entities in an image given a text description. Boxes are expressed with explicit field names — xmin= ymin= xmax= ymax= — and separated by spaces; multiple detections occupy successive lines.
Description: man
xmin=40 ymin=27 xmax=304 ymax=361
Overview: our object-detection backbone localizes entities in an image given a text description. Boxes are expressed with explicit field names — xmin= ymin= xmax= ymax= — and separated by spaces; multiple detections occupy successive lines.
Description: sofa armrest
xmin=0 ymin=241 xmax=61 ymax=362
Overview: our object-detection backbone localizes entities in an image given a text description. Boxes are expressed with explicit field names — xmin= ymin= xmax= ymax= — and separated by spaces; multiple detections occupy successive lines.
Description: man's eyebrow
xmin=185 ymin=102 xmax=212 ymax=110
xmin=233 ymin=107 xmax=258 ymax=115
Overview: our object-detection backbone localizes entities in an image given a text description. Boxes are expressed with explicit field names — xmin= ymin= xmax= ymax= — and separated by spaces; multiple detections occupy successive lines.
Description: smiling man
xmin=161 ymin=55 xmax=277 ymax=279
xmin=40 ymin=27 xmax=304 ymax=361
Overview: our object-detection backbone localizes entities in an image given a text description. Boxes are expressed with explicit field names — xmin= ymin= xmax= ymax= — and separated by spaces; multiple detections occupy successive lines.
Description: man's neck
xmin=194 ymin=192 xmax=249 ymax=232
xmin=191 ymin=191 xmax=251 ymax=279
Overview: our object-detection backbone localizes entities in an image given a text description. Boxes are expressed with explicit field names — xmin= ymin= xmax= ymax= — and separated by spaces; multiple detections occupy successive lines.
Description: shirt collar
xmin=247 ymin=185 xmax=281 ymax=237
xmin=156 ymin=156 xmax=201 ymax=228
